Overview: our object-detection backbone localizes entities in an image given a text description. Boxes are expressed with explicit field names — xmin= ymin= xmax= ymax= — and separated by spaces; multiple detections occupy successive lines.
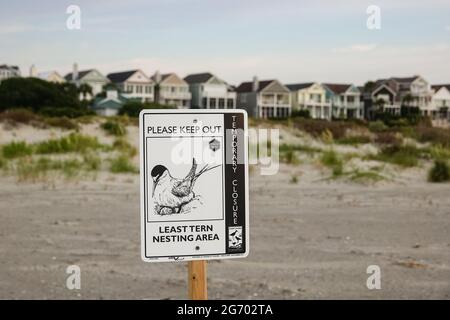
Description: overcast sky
xmin=1 ymin=0 xmax=450 ymax=85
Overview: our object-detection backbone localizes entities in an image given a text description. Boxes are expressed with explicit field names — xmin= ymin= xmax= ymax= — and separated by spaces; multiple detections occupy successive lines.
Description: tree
xmin=77 ymin=83 xmax=93 ymax=100
xmin=0 ymin=77 xmax=80 ymax=112
xmin=119 ymin=101 xmax=175 ymax=117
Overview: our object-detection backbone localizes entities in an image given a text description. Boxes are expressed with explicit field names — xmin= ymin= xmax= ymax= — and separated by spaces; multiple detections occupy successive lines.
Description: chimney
xmin=154 ymin=70 xmax=162 ymax=83
xmin=29 ymin=64 xmax=37 ymax=77
xmin=252 ymin=76 xmax=259 ymax=92
xmin=72 ymin=63 xmax=79 ymax=81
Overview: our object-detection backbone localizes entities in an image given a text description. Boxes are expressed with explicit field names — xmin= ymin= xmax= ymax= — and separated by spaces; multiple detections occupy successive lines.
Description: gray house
xmin=236 ymin=77 xmax=291 ymax=118
xmin=183 ymin=72 xmax=236 ymax=109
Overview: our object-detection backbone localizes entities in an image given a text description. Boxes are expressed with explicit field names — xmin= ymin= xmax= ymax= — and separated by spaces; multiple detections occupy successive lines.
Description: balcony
xmin=160 ymin=91 xmax=191 ymax=100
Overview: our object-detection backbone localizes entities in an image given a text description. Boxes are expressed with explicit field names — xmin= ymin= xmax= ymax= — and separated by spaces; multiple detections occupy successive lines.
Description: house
xmin=323 ymin=83 xmax=363 ymax=119
xmin=30 ymin=65 xmax=65 ymax=83
xmin=361 ymin=80 xmax=400 ymax=119
xmin=431 ymin=84 xmax=450 ymax=122
xmin=91 ymin=90 xmax=128 ymax=116
xmin=0 ymin=64 xmax=21 ymax=83
xmin=286 ymin=82 xmax=332 ymax=120
xmin=107 ymin=69 xmax=154 ymax=103
xmin=183 ymin=72 xmax=236 ymax=109
xmin=389 ymin=76 xmax=432 ymax=113
xmin=361 ymin=75 xmax=433 ymax=119
xmin=152 ymin=71 xmax=191 ymax=108
xmin=37 ymin=71 xmax=65 ymax=84
xmin=236 ymin=77 xmax=291 ymax=118
xmin=64 ymin=63 xmax=109 ymax=99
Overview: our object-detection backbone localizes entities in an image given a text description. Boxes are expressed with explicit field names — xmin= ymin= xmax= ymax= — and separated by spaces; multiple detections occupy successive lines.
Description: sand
xmin=0 ymin=122 xmax=449 ymax=299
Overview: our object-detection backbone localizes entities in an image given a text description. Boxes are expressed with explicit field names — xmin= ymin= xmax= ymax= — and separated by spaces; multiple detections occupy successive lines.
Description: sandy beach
xmin=1 ymin=157 xmax=449 ymax=299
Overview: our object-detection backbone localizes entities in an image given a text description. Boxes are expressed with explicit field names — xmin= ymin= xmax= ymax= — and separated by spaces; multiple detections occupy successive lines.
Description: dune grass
xmin=428 ymin=160 xmax=450 ymax=183
xmin=320 ymin=149 xmax=343 ymax=176
xmin=110 ymin=155 xmax=138 ymax=173
xmin=113 ymin=138 xmax=137 ymax=158
xmin=2 ymin=141 xmax=33 ymax=159
xmin=35 ymin=133 xmax=108 ymax=154
xmin=15 ymin=157 xmax=84 ymax=182
xmin=368 ymin=144 xmax=422 ymax=167
xmin=101 ymin=120 xmax=127 ymax=136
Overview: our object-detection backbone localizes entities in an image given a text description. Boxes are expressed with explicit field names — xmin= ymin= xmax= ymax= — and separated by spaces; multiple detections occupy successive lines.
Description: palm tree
xmin=77 ymin=83 xmax=93 ymax=101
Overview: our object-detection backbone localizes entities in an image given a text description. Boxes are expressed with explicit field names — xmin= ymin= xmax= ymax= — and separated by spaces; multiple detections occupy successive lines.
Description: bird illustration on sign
xmin=151 ymin=158 xmax=220 ymax=215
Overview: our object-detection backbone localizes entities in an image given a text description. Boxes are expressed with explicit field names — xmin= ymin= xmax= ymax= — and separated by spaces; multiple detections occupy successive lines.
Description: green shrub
xmin=0 ymin=109 xmax=39 ymax=124
xmin=415 ymin=126 xmax=450 ymax=147
xmin=44 ymin=117 xmax=79 ymax=130
xmin=293 ymin=118 xmax=361 ymax=140
xmin=83 ymin=153 xmax=101 ymax=171
xmin=113 ymin=138 xmax=137 ymax=157
xmin=371 ymin=144 xmax=421 ymax=167
xmin=348 ymin=170 xmax=385 ymax=183
xmin=110 ymin=155 xmax=138 ymax=173
xmin=374 ymin=131 xmax=402 ymax=145
xmin=101 ymin=121 xmax=127 ymax=136
xmin=119 ymin=101 xmax=175 ymax=117
xmin=368 ymin=121 xmax=388 ymax=132
xmin=291 ymin=110 xmax=311 ymax=118
xmin=289 ymin=175 xmax=299 ymax=184
xmin=2 ymin=141 xmax=33 ymax=158
xmin=336 ymin=135 xmax=371 ymax=145
xmin=428 ymin=160 xmax=450 ymax=183
xmin=320 ymin=150 xmax=343 ymax=176
xmin=35 ymin=133 xmax=105 ymax=154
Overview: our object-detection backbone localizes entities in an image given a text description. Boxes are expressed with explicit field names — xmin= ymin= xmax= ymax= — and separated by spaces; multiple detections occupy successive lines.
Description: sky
xmin=1 ymin=0 xmax=450 ymax=86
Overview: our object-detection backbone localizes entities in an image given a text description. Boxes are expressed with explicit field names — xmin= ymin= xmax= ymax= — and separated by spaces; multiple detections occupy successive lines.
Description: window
xmin=218 ymin=98 xmax=225 ymax=108
xmin=227 ymin=99 xmax=234 ymax=109
xmin=127 ymin=85 xmax=133 ymax=93
xmin=241 ymin=94 xmax=247 ymax=103
xmin=210 ymin=98 xmax=216 ymax=108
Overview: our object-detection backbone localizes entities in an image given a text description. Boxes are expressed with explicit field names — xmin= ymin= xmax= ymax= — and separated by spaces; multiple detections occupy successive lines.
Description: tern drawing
xmin=151 ymin=158 xmax=220 ymax=215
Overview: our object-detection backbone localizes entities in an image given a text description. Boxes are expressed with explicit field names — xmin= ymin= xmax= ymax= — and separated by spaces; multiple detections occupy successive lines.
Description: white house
xmin=64 ymin=63 xmax=109 ymax=99
xmin=236 ymin=77 xmax=291 ymax=118
xmin=286 ymin=82 xmax=332 ymax=119
xmin=184 ymin=72 xmax=236 ymax=109
xmin=107 ymin=69 xmax=154 ymax=103
xmin=431 ymin=84 xmax=450 ymax=122
xmin=0 ymin=64 xmax=21 ymax=83
xmin=152 ymin=71 xmax=191 ymax=108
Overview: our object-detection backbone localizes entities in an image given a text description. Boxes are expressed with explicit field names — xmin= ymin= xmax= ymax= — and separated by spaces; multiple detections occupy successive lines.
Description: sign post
xmin=139 ymin=109 xmax=249 ymax=299
xmin=188 ymin=260 xmax=207 ymax=300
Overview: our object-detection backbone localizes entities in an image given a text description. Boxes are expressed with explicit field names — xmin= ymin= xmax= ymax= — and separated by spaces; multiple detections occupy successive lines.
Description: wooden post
xmin=188 ymin=260 xmax=208 ymax=300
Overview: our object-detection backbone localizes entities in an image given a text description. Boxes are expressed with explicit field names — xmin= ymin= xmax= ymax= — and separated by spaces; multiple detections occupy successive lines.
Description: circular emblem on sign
xmin=209 ymin=138 xmax=220 ymax=152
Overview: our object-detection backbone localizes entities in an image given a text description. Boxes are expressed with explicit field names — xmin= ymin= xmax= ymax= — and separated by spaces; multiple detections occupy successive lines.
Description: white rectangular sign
xmin=140 ymin=109 xmax=249 ymax=262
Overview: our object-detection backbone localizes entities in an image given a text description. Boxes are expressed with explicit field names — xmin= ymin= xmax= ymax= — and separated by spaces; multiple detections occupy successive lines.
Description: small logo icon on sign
xmin=228 ymin=226 xmax=243 ymax=249
xmin=209 ymin=138 xmax=220 ymax=152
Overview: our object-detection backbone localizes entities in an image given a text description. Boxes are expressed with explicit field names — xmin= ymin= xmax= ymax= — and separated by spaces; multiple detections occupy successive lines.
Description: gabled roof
xmin=285 ymin=82 xmax=315 ymax=91
xmin=183 ymin=72 xmax=214 ymax=84
xmin=235 ymin=80 xmax=278 ymax=93
xmin=152 ymin=73 xmax=183 ymax=83
xmin=323 ymin=83 xmax=353 ymax=95
xmin=0 ymin=64 xmax=19 ymax=70
xmin=64 ymin=69 xmax=94 ymax=81
xmin=107 ymin=70 xmax=139 ymax=83
xmin=431 ymin=84 xmax=450 ymax=92
xmin=391 ymin=76 xmax=420 ymax=83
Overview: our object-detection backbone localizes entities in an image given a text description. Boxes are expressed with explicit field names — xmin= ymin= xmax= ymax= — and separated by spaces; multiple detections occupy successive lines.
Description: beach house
xmin=152 ymin=71 xmax=191 ymax=108
xmin=286 ymin=82 xmax=331 ymax=120
xmin=107 ymin=69 xmax=154 ymax=103
xmin=236 ymin=77 xmax=291 ymax=118
xmin=184 ymin=72 xmax=236 ymax=109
